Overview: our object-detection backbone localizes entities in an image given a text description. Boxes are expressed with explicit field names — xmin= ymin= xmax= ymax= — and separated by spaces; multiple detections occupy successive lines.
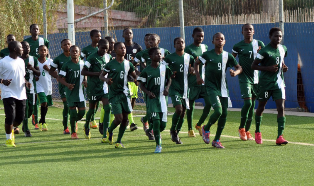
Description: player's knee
xmin=69 ymin=109 xmax=78 ymax=121
xmin=104 ymin=104 xmax=111 ymax=112
xmin=41 ymin=102 xmax=47 ymax=107
xmin=175 ymin=107 xmax=183 ymax=115
xmin=77 ymin=110 xmax=85 ymax=121
xmin=14 ymin=114 xmax=25 ymax=125
xmin=244 ymin=99 xmax=252 ymax=107
xmin=214 ymin=107 xmax=223 ymax=117
xmin=114 ymin=115 xmax=123 ymax=124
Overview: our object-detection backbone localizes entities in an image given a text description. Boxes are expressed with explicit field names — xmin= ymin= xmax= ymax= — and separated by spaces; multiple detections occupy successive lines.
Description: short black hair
xmin=145 ymin=33 xmax=153 ymax=38
xmin=38 ymin=45 xmax=48 ymax=51
xmin=242 ymin=23 xmax=254 ymax=31
xmin=7 ymin=34 xmax=15 ymax=38
xmin=61 ymin=39 xmax=71 ymax=45
xmin=212 ymin=32 xmax=224 ymax=40
xmin=269 ymin=27 xmax=282 ymax=37
xmin=114 ymin=42 xmax=124 ymax=51
xmin=8 ymin=41 xmax=19 ymax=52
xmin=193 ymin=27 xmax=204 ymax=35
xmin=90 ymin=29 xmax=100 ymax=37
xmin=70 ymin=45 xmax=80 ymax=52
xmin=174 ymin=37 xmax=184 ymax=45
xmin=98 ymin=39 xmax=109 ymax=46
xmin=21 ymin=41 xmax=29 ymax=46
xmin=123 ymin=27 xmax=132 ymax=33
xmin=150 ymin=34 xmax=160 ymax=41
xmin=148 ymin=47 xmax=160 ymax=56
xmin=30 ymin=24 xmax=38 ymax=31
xmin=105 ymin=36 xmax=114 ymax=42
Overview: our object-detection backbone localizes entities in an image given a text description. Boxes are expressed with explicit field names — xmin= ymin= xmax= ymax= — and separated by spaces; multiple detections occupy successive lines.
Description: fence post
xmin=279 ymin=0 xmax=284 ymax=43
xmin=179 ymin=0 xmax=185 ymax=40
xmin=42 ymin=0 xmax=47 ymax=39
xmin=103 ymin=0 xmax=109 ymax=36
xmin=67 ymin=0 xmax=75 ymax=44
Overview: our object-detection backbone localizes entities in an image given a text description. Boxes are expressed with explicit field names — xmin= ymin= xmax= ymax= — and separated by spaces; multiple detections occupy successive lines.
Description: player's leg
xmin=254 ymin=89 xmax=270 ymax=144
xmin=238 ymin=83 xmax=253 ymax=140
xmin=195 ymin=86 xmax=211 ymax=136
xmin=128 ymin=82 xmax=138 ymax=131
xmin=90 ymin=101 xmax=99 ymax=129
xmin=186 ymin=100 xmax=196 ymax=137
xmin=101 ymin=97 xmax=111 ymax=142
xmin=84 ymin=101 xmax=96 ymax=139
xmin=245 ymin=96 xmax=256 ymax=140
xmin=38 ymin=93 xmax=49 ymax=131
xmin=61 ymin=97 xmax=70 ymax=134
xmin=3 ymin=98 xmax=16 ymax=146
xmin=152 ymin=113 xmax=161 ymax=152
xmin=22 ymin=93 xmax=33 ymax=137
xmin=176 ymin=105 xmax=186 ymax=135
xmin=170 ymin=94 xmax=184 ymax=144
xmin=69 ymin=106 xmax=78 ymax=138
xmin=32 ymin=94 xmax=39 ymax=128
xmin=274 ymin=87 xmax=288 ymax=145
xmin=212 ymin=97 xmax=228 ymax=148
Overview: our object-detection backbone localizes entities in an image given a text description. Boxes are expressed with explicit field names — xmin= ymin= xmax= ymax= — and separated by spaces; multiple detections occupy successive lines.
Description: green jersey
xmin=140 ymin=48 xmax=170 ymax=71
xmin=138 ymin=64 xmax=172 ymax=113
xmin=81 ymin=45 xmax=98 ymax=60
xmin=84 ymin=52 xmax=112 ymax=95
xmin=104 ymin=59 xmax=135 ymax=99
xmin=164 ymin=52 xmax=194 ymax=96
xmin=184 ymin=43 xmax=208 ymax=86
xmin=51 ymin=53 xmax=71 ymax=73
xmin=24 ymin=56 xmax=38 ymax=94
xmin=0 ymin=48 xmax=9 ymax=59
xmin=23 ymin=37 xmax=49 ymax=58
xmin=59 ymin=59 xmax=85 ymax=103
xmin=199 ymin=49 xmax=238 ymax=97
xmin=232 ymin=39 xmax=265 ymax=84
xmin=256 ymin=44 xmax=287 ymax=90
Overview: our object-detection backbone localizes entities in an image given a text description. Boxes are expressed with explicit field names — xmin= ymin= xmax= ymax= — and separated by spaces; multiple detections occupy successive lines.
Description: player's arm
xmin=25 ymin=78 xmax=31 ymax=89
xmin=27 ymin=63 xmax=40 ymax=76
xmin=194 ymin=58 xmax=204 ymax=85
xmin=59 ymin=66 xmax=75 ymax=90
xmin=43 ymin=64 xmax=50 ymax=71
xmin=164 ymin=73 xmax=172 ymax=96
xmin=99 ymin=70 xmax=113 ymax=85
xmin=139 ymin=81 xmax=155 ymax=99
xmin=230 ymin=64 xmax=242 ymax=77
xmin=49 ymin=67 xmax=58 ymax=79
xmin=251 ymin=59 xmax=278 ymax=72
xmin=81 ymin=66 xmax=100 ymax=76
xmin=232 ymin=46 xmax=238 ymax=58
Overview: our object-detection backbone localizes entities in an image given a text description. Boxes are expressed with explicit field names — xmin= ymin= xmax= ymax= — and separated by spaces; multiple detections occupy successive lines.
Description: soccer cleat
xmin=99 ymin=122 xmax=104 ymax=135
xmin=83 ymin=128 xmax=91 ymax=139
xmin=246 ymin=131 xmax=254 ymax=140
xmin=130 ymin=123 xmax=138 ymax=131
xmin=42 ymin=123 xmax=48 ymax=131
xmin=188 ymin=129 xmax=196 ymax=137
xmin=176 ymin=136 xmax=183 ymax=144
xmin=115 ymin=143 xmax=125 ymax=148
xmin=14 ymin=127 xmax=20 ymax=134
xmin=11 ymin=129 xmax=15 ymax=144
xmin=34 ymin=124 xmax=39 ymax=130
xmin=154 ymin=145 xmax=162 ymax=153
xmin=101 ymin=138 xmax=109 ymax=143
xmin=71 ymin=133 xmax=78 ymax=139
xmin=276 ymin=135 xmax=288 ymax=145
xmin=195 ymin=124 xmax=202 ymax=136
xmin=63 ymin=128 xmax=70 ymax=134
xmin=90 ymin=120 xmax=98 ymax=129
xmin=238 ymin=128 xmax=247 ymax=141
xmin=32 ymin=114 xmax=36 ymax=126
xmin=38 ymin=123 xmax=43 ymax=131
xmin=141 ymin=117 xmax=149 ymax=131
xmin=212 ymin=140 xmax=225 ymax=148
xmin=76 ymin=122 xmax=78 ymax=133
xmin=202 ymin=126 xmax=210 ymax=144
xmin=146 ymin=129 xmax=155 ymax=140
xmin=170 ymin=130 xmax=177 ymax=142
xmin=107 ymin=132 xmax=113 ymax=145
xmin=24 ymin=130 xmax=32 ymax=137
xmin=5 ymin=139 xmax=16 ymax=147
xmin=255 ymin=132 xmax=263 ymax=144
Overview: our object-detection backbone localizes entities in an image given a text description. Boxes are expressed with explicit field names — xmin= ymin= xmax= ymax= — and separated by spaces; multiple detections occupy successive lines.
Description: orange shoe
xmin=238 ymin=128 xmax=247 ymax=141
xmin=195 ymin=124 xmax=202 ymax=136
xmin=63 ymin=128 xmax=70 ymax=134
xmin=34 ymin=124 xmax=39 ymax=130
xmin=71 ymin=133 xmax=78 ymax=139
xmin=246 ymin=131 xmax=254 ymax=140
xmin=32 ymin=114 xmax=36 ymax=126
xmin=76 ymin=122 xmax=78 ymax=132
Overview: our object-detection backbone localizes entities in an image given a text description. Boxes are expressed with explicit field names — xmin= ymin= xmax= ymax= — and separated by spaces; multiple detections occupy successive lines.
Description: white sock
xmin=6 ymin=133 xmax=12 ymax=140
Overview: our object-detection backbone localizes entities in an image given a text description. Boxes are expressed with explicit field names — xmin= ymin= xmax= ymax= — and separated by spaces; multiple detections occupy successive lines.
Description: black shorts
xmin=3 ymin=97 xmax=26 ymax=125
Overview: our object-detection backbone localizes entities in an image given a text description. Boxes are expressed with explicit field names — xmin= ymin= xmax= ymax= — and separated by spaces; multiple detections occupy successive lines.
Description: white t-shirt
xmin=36 ymin=58 xmax=52 ymax=95
xmin=0 ymin=56 xmax=27 ymax=100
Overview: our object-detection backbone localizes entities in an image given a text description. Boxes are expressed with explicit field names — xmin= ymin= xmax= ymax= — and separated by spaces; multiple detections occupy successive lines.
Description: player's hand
xmin=35 ymin=76 xmax=39 ymax=81
xmin=283 ymin=64 xmax=288 ymax=72
xmin=230 ymin=69 xmax=236 ymax=77
xmin=43 ymin=65 xmax=49 ymax=71
xmin=27 ymin=63 xmax=33 ymax=70
xmin=267 ymin=65 xmax=278 ymax=72
xmin=163 ymin=89 xmax=169 ymax=96
xmin=67 ymin=83 xmax=75 ymax=90
xmin=257 ymin=46 xmax=262 ymax=53
xmin=171 ymin=71 xmax=177 ymax=79
xmin=134 ymin=79 xmax=139 ymax=86
xmin=106 ymin=78 xmax=113 ymax=85
xmin=148 ymin=91 xmax=156 ymax=99
xmin=189 ymin=64 xmax=195 ymax=75
xmin=82 ymin=81 xmax=87 ymax=88
xmin=2 ymin=79 xmax=12 ymax=86
xmin=196 ymin=77 xmax=204 ymax=85
xmin=25 ymin=81 xmax=31 ymax=89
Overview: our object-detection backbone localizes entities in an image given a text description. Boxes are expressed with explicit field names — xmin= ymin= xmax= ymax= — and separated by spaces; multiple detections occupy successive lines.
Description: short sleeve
xmin=205 ymin=45 xmax=209 ymax=51
xmin=51 ymin=57 xmax=59 ymax=68
xmin=185 ymin=48 xmax=197 ymax=59
xmin=163 ymin=56 xmax=171 ymax=65
xmin=84 ymin=56 xmax=93 ymax=69
xmin=256 ymin=49 xmax=266 ymax=60
xmin=129 ymin=62 xmax=135 ymax=73
xmin=59 ymin=64 xmax=67 ymax=77
xmin=258 ymin=40 xmax=265 ymax=48
xmin=104 ymin=62 xmax=110 ymax=72
xmin=165 ymin=66 xmax=173 ymax=80
xmin=134 ymin=52 xmax=142 ymax=63
xmin=34 ymin=58 xmax=39 ymax=68
xmin=283 ymin=45 xmax=288 ymax=57
xmin=137 ymin=69 xmax=147 ymax=83
xmin=199 ymin=52 xmax=207 ymax=64
xmin=189 ymin=55 xmax=195 ymax=66
xmin=228 ymin=53 xmax=238 ymax=67
xmin=232 ymin=44 xmax=238 ymax=54
xmin=164 ymin=50 xmax=171 ymax=57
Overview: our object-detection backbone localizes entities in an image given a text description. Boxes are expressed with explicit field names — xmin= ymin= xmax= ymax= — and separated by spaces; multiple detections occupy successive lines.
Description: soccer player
xmin=195 ymin=32 xmax=242 ymax=148
xmin=49 ymin=39 xmax=72 ymax=134
xmin=164 ymin=37 xmax=194 ymax=144
xmin=0 ymin=41 xmax=30 ymax=147
xmin=99 ymin=42 xmax=137 ymax=148
xmin=81 ymin=29 xmax=102 ymax=129
xmin=81 ymin=39 xmax=112 ymax=141
xmin=0 ymin=34 xmax=16 ymax=59
xmin=185 ymin=27 xmax=211 ymax=137
xmin=105 ymin=36 xmax=116 ymax=58
xmin=36 ymin=45 xmax=53 ymax=131
xmin=251 ymin=27 xmax=288 ymax=145
xmin=138 ymin=47 xmax=172 ymax=153
xmin=232 ymin=23 xmax=265 ymax=141
xmin=123 ymin=27 xmax=142 ymax=131
xmin=23 ymin=24 xmax=49 ymax=128
xmin=59 ymin=45 xmax=87 ymax=139
xmin=21 ymin=41 xmax=40 ymax=137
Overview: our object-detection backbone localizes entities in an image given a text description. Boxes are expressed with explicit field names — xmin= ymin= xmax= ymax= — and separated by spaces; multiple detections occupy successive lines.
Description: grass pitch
xmin=0 ymin=103 xmax=313 ymax=185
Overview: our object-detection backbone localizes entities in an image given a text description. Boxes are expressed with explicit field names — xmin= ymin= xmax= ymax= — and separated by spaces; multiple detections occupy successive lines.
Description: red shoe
xmin=255 ymin=132 xmax=263 ymax=144
xmin=276 ymin=135 xmax=288 ymax=145
xmin=71 ymin=133 xmax=78 ymax=139
xmin=63 ymin=128 xmax=70 ymax=134
xmin=32 ymin=114 xmax=36 ymax=126
xmin=34 ymin=124 xmax=39 ymax=130
xmin=212 ymin=140 xmax=225 ymax=148
xmin=238 ymin=128 xmax=247 ymax=141
xmin=246 ymin=131 xmax=254 ymax=140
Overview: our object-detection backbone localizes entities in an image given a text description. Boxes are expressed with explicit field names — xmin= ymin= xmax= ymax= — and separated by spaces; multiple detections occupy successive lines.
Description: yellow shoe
xmin=90 ymin=120 xmax=98 ymax=129
xmin=39 ymin=123 xmax=43 ymax=131
xmin=115 ymin=143 xmax=125 ymax=148
xmin=195 ymin=124 xmax=202 ymax=136
xmin=11 ymin=129 xmax=15 ymax=144
xmin=5 ymin=139 xmax=16 ymax=147
xmin=42 ymin=123 xmax=48 ymax=131
xmin=101 ymin=138 xmax=108 ymax=143
xmin=188 ymin=129 xmax=196 ymax=137
xmin=107 ymin=132 xmax=113 ymax=145
xmin=83 ymin=128 xmax=91 ymax=139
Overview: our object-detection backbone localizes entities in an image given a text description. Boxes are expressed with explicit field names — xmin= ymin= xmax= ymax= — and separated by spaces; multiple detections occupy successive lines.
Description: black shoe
xmin=24 ymin=130 xmax=32 ymax=137
xmin=130 ymin=123 xmax=138 ymax=131
xmin=99 ymin=122 xmax=104 ymax=135
xmin=170 ymin=130 xmax=178 ymax=142
xmin=176 ymin=136 xmax=183 ymax=144
xmin=145 ymin=129 xmax=155 ymax=140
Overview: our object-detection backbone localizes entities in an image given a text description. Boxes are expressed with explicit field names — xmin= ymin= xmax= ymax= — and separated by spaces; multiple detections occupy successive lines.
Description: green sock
xmin=171 ymin=112 xmax=180 ymax=131
xmin=69 ymin=109 xmax=78 ymax=134
xmin=116 ymin=123 xmax=127 ymax=143
xmin=197 ymin=103 xmax=211 ymax=126
xmin=245 ymin=100 xmax=255 ymax=132
xmin=204 ymin=106 xmax=222 ymax=131
xmin=103 ymin=104 xmax=111 ymax=138
xmin=240 ymin=99 xmax=252 ymax=129
xmin=128 ymin=112 xmax=135 ymax=124
xmin=277 ymin=116 xmax=286 ymax=138
xmin=63 ymin=101 xmax=69 ymax=130
xmin=153 ymin=120 xmax=161 ymax=146
xmin=23 ymin=101 xmax=29 ymax=131
xmin=186 ymin=100 xmax=195 ymax=130
xmin=255 ymin=115 xmax=262 ymax=133
xmin=100 ymin=108 xmax=105 ymax=123
xmin=91 ymin=102 xmax=99 ymax=122
xmin=214 ymin=117 xmax=226 ymax=141
xmin=84 ymin=109 xmax=94 ymax=129
xmin=108 ymin=120 xmax=118 ymax=133
xmin=176 ymin=117 xmax=184 ymax=134
xmin=160 ymin=121 xmax=166 ymax=132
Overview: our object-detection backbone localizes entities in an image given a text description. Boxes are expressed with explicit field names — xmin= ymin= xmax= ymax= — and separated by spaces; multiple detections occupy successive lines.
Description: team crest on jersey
xmin=132 ymin=49 xmax=137 ymax=53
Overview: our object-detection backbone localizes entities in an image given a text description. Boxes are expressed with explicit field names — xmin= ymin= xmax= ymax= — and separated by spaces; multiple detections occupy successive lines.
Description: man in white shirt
xmin=0 ymin=41 xmax=30 ymax=147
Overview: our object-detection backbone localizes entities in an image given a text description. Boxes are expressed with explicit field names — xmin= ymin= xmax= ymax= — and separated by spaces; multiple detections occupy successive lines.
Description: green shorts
xmin=68 ymin=101 xmax=86 ymax=108
xmin=88 ymin=93 xmax=109 ymax=103
xmin=188 ymin=85 xmax=207 ymax=101
xmin=37 ymin=92 xmax=53 ymax=106
xmin=170 ymin=89 xmax=188 ymax=108
xmin=150 ymin=112 xmax=167 ymax=123
xmin=110 ymin=93 xmax=132 ymax=114
xmin=128 ymin=82 xmax=138 ymax=99
xmin=239 ymin=82 xmax=259 ymax=99
xmin=58 ymin=83 xmax=66 ymax=99
xmin=258 ymin=87 xmax=286 ymax=101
